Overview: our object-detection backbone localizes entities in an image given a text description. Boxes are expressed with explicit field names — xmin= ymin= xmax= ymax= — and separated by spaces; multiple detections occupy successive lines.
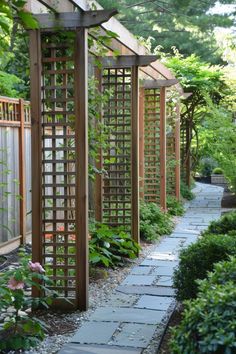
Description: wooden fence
xmin=0 ymin=96 xmax=31 ymax=250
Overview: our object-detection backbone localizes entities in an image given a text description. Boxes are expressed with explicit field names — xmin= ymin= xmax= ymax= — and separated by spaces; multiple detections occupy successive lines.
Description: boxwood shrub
xmin=202 ymin=210 xmax=236 ymax=236
xmin=170 ymin=282 xmax=236 ymax=354
xmin=171 ymin=257 xmax=236 ymax=354
xmin=173 ymin=234 xmax=236 ymax=300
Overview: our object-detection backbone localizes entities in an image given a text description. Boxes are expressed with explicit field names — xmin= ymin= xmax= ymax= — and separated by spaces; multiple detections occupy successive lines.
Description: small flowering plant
xmin=0 ymin=248 xmax=56 ymax=352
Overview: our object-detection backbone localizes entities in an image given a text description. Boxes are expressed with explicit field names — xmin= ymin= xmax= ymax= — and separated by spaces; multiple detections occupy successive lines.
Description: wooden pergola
xmin=26 ymin=0 xmax=183 ymax=311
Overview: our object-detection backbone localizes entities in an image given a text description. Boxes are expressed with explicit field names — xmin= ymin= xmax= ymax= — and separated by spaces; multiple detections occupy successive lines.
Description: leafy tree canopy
xmin=99 ymin=0 xmax=236 ymax=64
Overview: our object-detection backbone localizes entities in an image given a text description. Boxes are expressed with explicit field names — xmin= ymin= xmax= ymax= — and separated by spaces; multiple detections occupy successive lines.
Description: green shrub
xmin=166 ymin=196 xmax=185 ymax=216
xmin=140 ymin=202 xmax=173 ymax=242
xmin=197 ymin=256 xmax=236 ymax=292
xmin=202 ymin=211 xmax=236 ymax=236
xmin=173 ymin=234 xmax=236 ymax=300
xmin=212 ymin=167 xmax=223 ymax=174
xmin=170 ymin=282 xmax=236 ymax=354
xmin=180 ymin=181 xmax=195 ymax=200
xmin=89 ymin=223 xmax=140 ymax=267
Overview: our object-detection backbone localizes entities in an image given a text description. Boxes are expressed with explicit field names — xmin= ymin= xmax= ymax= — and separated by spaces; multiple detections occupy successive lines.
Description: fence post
xmin=19 ymin=99 xmax=26 ymax=244
xmin=139 ymin=87 xmax=145 ymax=200
xmin=160 ymin=87 xmax=167 ymax=211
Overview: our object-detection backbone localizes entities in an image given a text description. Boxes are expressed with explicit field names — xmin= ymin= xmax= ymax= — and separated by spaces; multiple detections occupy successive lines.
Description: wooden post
xmin=139 ymin=87 xmax=145 ymax=200
xmin=94 ymin=67 xmax=103 ymax=222
xmin=19 ymin=99 xmax=26 ymax=244
xmin=175 ymin=102 xmax=181 ymax=200
xmin=131 ymin=65 xmax=140 ymax=245
xmin=160 ymin=87 xmax=166 ymax=211
xmin=75 ymin=28 xmax=89 ymax=311
xmin=186 ymin=120 xmax=191 ymax=187
xmin=29 ymin=30 xmax=42 ymax=297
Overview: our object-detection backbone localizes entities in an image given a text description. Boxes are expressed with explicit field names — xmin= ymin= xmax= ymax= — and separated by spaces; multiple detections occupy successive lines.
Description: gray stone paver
xmin=90 ymin=307 xmax=166 ymax=324
xmin=135 ymin=295 xmax=173 ymax=311
xmin=70 ymin=322 xmax=118 ymax=344
xmin=111 ymin=323 xmax=157 ymax=348
xmin=121 ymin=275 xmax=156 ymax=286
xmin=58 ymin=183 xmax=224 ymax=354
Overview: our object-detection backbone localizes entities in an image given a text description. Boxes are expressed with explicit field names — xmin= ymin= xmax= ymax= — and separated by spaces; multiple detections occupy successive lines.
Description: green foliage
xmin=166 ymin=196 xmax=185 ymax=216
xmin=170 ymin=281 xmax=236 ymax=354
xmin=198 ymin=157 xmax=217 ymax=177
xmin=173 ymin=234 xmax=236 ymax=301
xmin=0 ymin=249 xmax=55 ymax=351
xmin=202 ymin=211 xmax=236 ymax=237
xmin=89 ymin=223 xmax=140 ymax=268
xmin=198 ymin=256 xmax=236 ymax=291
xmin=212 ymin=167 xmax=223 ymax=174
xmin=140 ymin=202 xmax=173 ymax=242
xmin=180 ymin=181 xmax=195 ymax=200
xmin=99 ymin=0 xmax=236 ymax=64
xmin=0 ymin=70 xmax=22 ymax=97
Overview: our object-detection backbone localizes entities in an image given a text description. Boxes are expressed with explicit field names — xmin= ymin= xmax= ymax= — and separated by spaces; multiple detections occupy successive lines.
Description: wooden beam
xmin=175 ymin=102 xmax=181 ymax=200
xmin=99 ymin=55 xmax=158 ymax=68
xmin=131 ymin=65 xmax=140 ymax=246
xmin=139 ymin=87 xmax=145 ymax=200
xmin=160 ymin=87 xmax=167 ymax=211
xmin=29 ymin=30 xmax=43 ymax=297
xmin=34 ymin=10 xmax=118 ymax=29
xmin=19 ymin=99 xmax=26 ymax=244
xmin=143 ymin=79 xmax=179 ymax=89
xmin=182 ymin=92 xmax=192 ymax=99
xmin=36 ymin=0 xmax=74 ymax=12
xmin=75 ymin=28 xmax=89 ymax=311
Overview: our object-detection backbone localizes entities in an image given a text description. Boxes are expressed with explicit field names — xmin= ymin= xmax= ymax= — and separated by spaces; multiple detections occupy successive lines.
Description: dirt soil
xmin=158 ymin=308 xmax=183 ymax=354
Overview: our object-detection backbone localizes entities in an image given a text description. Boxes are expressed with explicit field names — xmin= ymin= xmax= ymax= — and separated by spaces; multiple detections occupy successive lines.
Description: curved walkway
xmin=59 ymin=183 xmax=224 ymax=354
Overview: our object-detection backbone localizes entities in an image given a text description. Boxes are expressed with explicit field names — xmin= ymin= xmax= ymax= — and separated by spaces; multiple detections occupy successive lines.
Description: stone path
xmin=59 ymin=183 xmax=224 ymax=354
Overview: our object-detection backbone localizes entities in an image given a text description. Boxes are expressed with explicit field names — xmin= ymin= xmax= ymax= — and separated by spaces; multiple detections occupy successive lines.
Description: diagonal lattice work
xmin=101 ymin=67 xmax=132 ymax=231
xmin=143 ymin=88 xmax=161 ymax=204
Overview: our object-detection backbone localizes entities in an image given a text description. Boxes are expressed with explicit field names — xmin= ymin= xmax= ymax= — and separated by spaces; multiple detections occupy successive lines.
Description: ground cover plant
xmin=89 ymin=223 xmax=140 ymax=268
xmin=166 ymin=196 xmax=185 ymax=216
xmin=173 ymin=233 xmax=236 ymax=300
xmin=170 ymin=257 xmax=236 ymax=354
xmin=0 ymin=249 xmax=55 ymax=352
xmin=180 ymin=181 xmax=195 ymax=201
xmin=140 ymin=202 xmax=173 ymax=242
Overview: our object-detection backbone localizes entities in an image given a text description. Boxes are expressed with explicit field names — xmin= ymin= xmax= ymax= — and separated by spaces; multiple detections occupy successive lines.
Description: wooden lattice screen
xmin=30 ymin=30 xmax=87 ymax=310
xmin=101 ymin=67 xmax=133 ymax=231
xmin=95 ymin=60 xmax=145 ymax=244
xmin=180 ymin=120 xmax=191 ymax=187
xmin=140 ymin=86 xmax=166 ymax=209
xmin=166 ymin=100 xmax=180 ymax=199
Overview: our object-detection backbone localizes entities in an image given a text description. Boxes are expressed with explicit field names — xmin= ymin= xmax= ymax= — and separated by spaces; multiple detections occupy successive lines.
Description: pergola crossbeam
xmin=34 ymin=10 xmax=118 ymax=29
xmin=143 ymin=79 xmax=179 ymax=89
xmin=100 ymin=55 xmax=158 ymax=68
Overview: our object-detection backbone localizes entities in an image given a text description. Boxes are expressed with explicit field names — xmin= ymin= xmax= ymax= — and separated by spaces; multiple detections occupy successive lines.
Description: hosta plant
xmin=0 ymin=248 xmax=55 ymax=352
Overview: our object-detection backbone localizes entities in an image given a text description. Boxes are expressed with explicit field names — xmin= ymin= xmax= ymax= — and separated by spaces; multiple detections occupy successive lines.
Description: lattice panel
xmin=143 ymin=88 xmax=161 ymax=203
xmin=101 ymin=68 xmax=132 ymax=231
xmin=41 ymin=33 xmax=77 ymax=298
xmin=166 ymin=103 xmax=176 ymax=196
xmin=0 ymin=97 xmax=31 ymax=124
xmin=181 ymin=122 xmax=188 ymax=183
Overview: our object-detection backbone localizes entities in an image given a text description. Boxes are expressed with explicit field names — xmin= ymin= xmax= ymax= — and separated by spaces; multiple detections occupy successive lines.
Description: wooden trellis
xmin=95 ymin=56 xmax=156 ymax=244
xmin=29 ymin=10 xmax=116 ymax=311
xmin=180 ymin=119 xmax=191 ymax=187
xmin=140 ymin=79 xmax=179 ymax=209
xmin=166 ymin=99 xmax=181 ymax=200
